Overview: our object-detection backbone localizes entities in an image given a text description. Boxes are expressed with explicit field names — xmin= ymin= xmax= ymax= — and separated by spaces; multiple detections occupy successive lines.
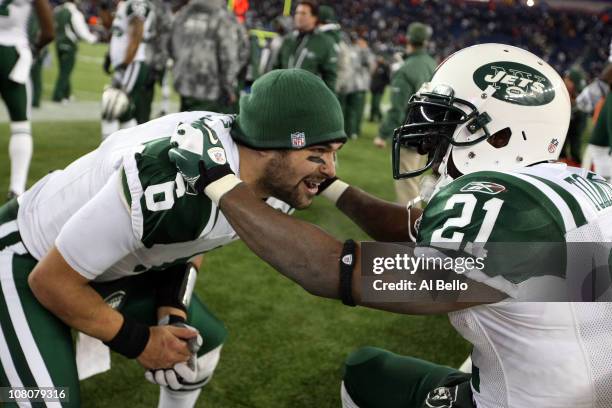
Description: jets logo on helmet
xmin=473 ymin=61 xmax=554 ymax=106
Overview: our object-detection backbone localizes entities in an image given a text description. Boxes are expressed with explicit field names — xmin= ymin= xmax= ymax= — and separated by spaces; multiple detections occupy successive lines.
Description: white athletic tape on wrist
xmin=204 ymin=174 xmax=242 ymax=204
xmin=320 ymin=180 xmax=350 ymax=204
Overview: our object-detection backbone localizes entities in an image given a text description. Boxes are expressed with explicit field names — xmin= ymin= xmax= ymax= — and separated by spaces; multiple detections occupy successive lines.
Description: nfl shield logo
xmin=291 ymin=132 xmax=306 ymax=148
xmin=548 ymin=138 xmax=559 ymax=153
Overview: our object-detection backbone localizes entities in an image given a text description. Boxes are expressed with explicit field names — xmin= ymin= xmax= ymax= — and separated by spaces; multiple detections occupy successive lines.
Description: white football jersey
xmin=109 ymin=0 xmax=155 ymax=68
xmin=0 ymin=0 xmax=32 ymax=48
xmin=419 ymin=163 xmax=612 ymax=407
xmin=17 ymin=112 xmax=290 ymax=282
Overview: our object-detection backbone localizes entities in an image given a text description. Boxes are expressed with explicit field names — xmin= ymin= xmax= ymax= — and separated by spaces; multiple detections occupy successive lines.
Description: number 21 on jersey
xmin=431 ymin=194 xmax=504 ymax=249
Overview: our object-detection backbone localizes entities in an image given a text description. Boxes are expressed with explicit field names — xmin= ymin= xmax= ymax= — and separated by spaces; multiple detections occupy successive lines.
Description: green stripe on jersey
xmin=527 ymin=174 xmax=587 ymax=228
xmin=121 ymin=169 xmax=132 ymax=207
xmin=0 ymin=232 xmax=20 ymax=251
xmin=0 ymin=261 xmax=38 ymax=389
xmin=477 ymin=171 xmax=569 ymax=235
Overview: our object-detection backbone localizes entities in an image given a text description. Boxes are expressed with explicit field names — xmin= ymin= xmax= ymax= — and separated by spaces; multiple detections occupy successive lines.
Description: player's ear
xmin=257 ymin=150 xmax=273 ymax=157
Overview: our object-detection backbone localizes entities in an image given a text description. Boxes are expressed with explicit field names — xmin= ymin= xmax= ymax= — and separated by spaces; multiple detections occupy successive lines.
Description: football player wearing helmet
xmin=183 ymin=44 xmax=612 ymax=407
xmin=0 ymin=0 xmax=54 ymax=198
xmin=0 ymin=69 xmax=346 ymax=407
xmin=101 ymin=0 xmax=155 ymax=139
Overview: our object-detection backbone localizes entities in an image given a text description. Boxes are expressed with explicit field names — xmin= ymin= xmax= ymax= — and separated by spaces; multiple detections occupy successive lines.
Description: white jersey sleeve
xmin=0 ymin=0 xmax=32 ymax=48
xmin=55 ymin=171 xmax=143 ymax=280
xmin=69 ymin=4 xmax=97 ymax=44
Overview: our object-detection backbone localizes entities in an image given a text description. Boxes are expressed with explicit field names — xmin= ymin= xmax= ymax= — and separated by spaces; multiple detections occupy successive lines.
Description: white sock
xmin=120 ymin=119 xmax=137 ymax=130
xmin=8 ymin=121 xmax=32 ymax=195
xmin=158 ymin=387 xmax=201 ymax=408
xmin=101 ymin=120 xmax=119 ymax=140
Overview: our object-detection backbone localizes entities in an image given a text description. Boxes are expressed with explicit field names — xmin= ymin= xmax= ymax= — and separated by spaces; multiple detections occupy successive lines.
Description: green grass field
xmin=0 ymin=43 xmax=470 ymax=407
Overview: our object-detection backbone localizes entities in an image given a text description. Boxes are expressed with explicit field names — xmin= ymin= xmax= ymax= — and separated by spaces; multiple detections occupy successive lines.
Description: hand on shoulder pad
xmin=168 ymin=121 xmax=235 ymax=194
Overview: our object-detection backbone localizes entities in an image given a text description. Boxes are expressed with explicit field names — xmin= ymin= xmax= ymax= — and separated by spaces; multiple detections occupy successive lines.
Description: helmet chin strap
xmin=429 ymin=148 xmax=462 ymax=201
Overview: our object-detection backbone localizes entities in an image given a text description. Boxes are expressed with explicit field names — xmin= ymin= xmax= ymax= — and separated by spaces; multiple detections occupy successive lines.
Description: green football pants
xmin=0 ymin=199 xmax=227 ymax=407
xmin=342 ymin=91 xmax=366 ymax=138
xmin=342 ymin=347 xmax=474 ymax=408
xmin=30 ymin=49 xmax=46 ymax=108
xmin=0 ymin=45 xmax=29 ymax=121
xmin=369 ymin=91 xmax=384 ymax=122
xmin=52 ymin=47 xmax=76 ymax=102
xmin=113 ymin=61 xmax=152 ymax=124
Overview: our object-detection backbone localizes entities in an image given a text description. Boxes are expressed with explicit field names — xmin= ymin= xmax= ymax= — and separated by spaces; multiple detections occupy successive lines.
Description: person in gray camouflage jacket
xmin=169 ymin=0 xmax=241 ymax=113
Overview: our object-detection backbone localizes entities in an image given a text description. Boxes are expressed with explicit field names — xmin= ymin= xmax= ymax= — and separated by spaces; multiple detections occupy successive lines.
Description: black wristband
xmin=195 ymin=160 xmax=233 ymax=193
xmin=159 ymin=313 xmax=187 ymax=326
xmin=339 ymin=239 xmax=357 ymax=307
xmin=104 ymin=315 xmax=150 ymax=359
xmin=168 ymin=314 xmax=186 ymax=325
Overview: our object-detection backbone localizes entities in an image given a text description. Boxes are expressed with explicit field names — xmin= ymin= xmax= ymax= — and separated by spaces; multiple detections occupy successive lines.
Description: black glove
xmin=103 ymin=52 xmax=111 ymax=75
xmin=316 ymin=177 xmax=339 ymax=195
xmin=168 ymin=121 xmax=234 ymax=194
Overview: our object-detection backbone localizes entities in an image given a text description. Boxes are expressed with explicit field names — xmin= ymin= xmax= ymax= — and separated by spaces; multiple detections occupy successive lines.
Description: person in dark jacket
xmin=369 ymin=55 xmax=390 ymax=122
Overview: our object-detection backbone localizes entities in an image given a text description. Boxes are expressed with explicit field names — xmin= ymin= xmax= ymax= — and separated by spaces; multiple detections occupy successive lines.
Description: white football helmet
xmin=101 ymin=86 xmax=130 ymax=121
xmin=392 ymin=43 xmax=571 ymax=180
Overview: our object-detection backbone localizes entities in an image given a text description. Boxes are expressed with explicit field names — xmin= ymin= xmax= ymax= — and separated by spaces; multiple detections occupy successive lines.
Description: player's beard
xmin=259 ymin=152 xmax=313 ymax=210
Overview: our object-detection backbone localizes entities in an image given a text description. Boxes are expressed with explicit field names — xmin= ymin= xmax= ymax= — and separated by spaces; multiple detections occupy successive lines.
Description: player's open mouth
xmin=303 ymin=179 xmax=321 ymax=195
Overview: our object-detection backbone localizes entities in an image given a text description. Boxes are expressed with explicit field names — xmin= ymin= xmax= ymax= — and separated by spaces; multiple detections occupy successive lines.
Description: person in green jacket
xmin=28 ymin=13 xmax=48 ymax=108
xmin=52 ymin=0 xmax=97 ymax=103
xmin=276 ymin=0 xmax=337 ymax=91
xmin=374 ymin=22 xmax=436 ymax=205
xmin=560 ymin=67 xmax=587 ymax=165
xmin=583 ymin=92 xmax=612 ymax=181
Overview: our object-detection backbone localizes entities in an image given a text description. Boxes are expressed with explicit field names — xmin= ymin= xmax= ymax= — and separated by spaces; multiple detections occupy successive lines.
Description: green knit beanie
xmin=566 ymin=67 xmax=586 ymax=93
xmin=407 ymin=22 xmax=431 ymax=46
xmin=318 ymin=5 xmax=336 ymax=23
xmin=232 ymin=69 xmax=346 ymax=149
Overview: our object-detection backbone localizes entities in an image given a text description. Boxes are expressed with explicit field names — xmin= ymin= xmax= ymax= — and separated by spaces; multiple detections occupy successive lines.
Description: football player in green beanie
xmin=0 ymin=68 xmax=345 ymax=407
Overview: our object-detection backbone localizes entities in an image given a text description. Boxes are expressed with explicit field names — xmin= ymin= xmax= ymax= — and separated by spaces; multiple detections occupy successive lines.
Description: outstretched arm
xmin=330 ymin=183 xmax=420 ymax=242
xmin=218 ymin=183 xmax=500 ymax=314
xmin=167 ymin=118 xmax=504 ymax=315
